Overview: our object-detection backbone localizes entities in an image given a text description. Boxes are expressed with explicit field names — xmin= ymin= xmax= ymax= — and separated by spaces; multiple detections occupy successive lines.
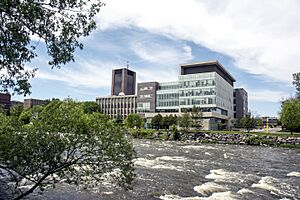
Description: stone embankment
xmin=179 ymin=132 xmax=300 ymax=147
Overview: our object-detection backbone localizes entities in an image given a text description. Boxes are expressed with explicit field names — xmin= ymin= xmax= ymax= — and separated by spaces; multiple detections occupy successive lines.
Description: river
xmin=6 ymin=139 xmax=300 ymax=200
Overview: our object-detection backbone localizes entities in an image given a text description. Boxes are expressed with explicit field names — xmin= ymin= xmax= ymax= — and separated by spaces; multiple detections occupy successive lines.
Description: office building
xmin=111 ymin=68 xmax=136 ymax=96
xmin=96 ymin=95 xmax=137 ymax=119
xmin=234 ymin=88 xmax=248 ymax=119
xmin=97 ymin=67 xmax=137 ymax=119
xmin=137 ymin=61 xmax=236 ymax=130
xmin=24 ymin=98 xmax=49 ymax=109
xmin=98 ymin=61 xmax=247 ymax=129
xmin=0 ymin=93 xmax=11 ymax=110
xmin=137 ymin=82 xmax=159 ymax=115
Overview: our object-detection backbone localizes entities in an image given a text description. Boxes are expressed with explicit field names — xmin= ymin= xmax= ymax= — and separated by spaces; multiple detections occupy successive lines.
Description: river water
xmin=6 ymin=139 xmax=300 ymax=200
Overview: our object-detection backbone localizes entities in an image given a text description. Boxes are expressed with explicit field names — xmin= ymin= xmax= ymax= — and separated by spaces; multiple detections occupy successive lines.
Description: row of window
xmin=139 ymin=94 xmax=152 ymax=98
xmin=104 ymin=109 xmax=136 ymax=115
xmin=101 ymin=103 xmax=135 ymax=109
xmin=180 ymin=97 xmax=215 ymax=105
xmin=179 ymin=79 xmax=216 ymax=88
xmin=158 ymin=84 xmax=179 ymax=90
xmin=157 ymin=93 xmax=179 ymax=100
xmin=179 ymin=88 xmax=216 ymax=97
xmin=157 ymin=101 xmax=179 ymax=107
xmin=140 ymin=86 xmax=153 ymax=91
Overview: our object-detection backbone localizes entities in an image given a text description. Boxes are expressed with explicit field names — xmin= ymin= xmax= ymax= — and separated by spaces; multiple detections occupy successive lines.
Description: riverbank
xmin=128 ymin=129 xmax=300 ymax=148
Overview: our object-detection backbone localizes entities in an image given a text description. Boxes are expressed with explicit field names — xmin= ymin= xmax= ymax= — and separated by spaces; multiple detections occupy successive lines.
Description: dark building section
xmin=180 ymin=60 xmax=236 ymax=86
xmin=234 ymin=88 xmax=248 ymax=119
xmin=0 ymin=93 xmax=11 ymax=110
xmin=137 ymin=82 xmax=158 ymax=115
xmin=24 ymin=98 xmax=49 ymax=109
xmin=111 ymin=68 xmax=136 ymax=96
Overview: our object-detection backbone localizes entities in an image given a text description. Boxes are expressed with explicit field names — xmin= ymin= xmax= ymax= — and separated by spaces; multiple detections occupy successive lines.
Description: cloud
xmin=98 ymin=0 xmax=300 ymax=84
xmin=131 ymin=40 xmax=193 ymax=64
xmin=33 ymin=59 xmax=115 ymax=89
xmin=247 ymin=89 xmax=290 ymax=103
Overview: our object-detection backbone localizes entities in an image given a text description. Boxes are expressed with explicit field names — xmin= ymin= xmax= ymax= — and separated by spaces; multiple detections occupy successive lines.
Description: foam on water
xmin=287 ymin=171 xmax=300 ymax=177
xmin=237 ymin=188 xmax=254 ymax=194
xmin=193 ymin=182 xmax=226 ymax=196
xmin=159 ymin=194 xmax=201 ymax=200
xmin=134 ymin=157 xmax=185 ymax=171
xmin=205 ymin=169 xmax=243 ymax=183
xmin=134 ymin=158 xmax=155 ymax=168
xmin=252 ymin=176 xmax=279 ymax=192
xmin=140 ymin=143 xmax=151 ymax=147
xmin=200 ymin=191 xmax=238 ymax=200
xmin=152 ymin=164 xmax=184 ymax=171
xmin=182 ymin=145 xmax=216 ymax=150
xmin=252 ymin=176 xmax=296 ymax=197
xmin=156 ymin=156 xmax=188 ymax=162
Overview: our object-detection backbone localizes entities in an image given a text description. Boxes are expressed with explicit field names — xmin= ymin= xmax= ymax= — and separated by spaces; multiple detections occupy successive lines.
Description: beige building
xmin=96 ymin=95 xmax=137 ymax=119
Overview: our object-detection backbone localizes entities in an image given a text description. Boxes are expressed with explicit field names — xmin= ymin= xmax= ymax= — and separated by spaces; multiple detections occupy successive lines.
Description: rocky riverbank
xmin=178 ymin=132 xmax=300 ymax=147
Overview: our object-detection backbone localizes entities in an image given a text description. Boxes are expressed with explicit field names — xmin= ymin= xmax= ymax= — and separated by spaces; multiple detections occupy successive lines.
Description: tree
xmin=191 ymin=105 xmax=203 ymax=129
xmin=113 ymin=114 xmax=124 ymax=125
xmin=0 ymin=100 xmax=135 ymax=200
xmin=239 ymin=114 xmax=256 ymax=133
xmin=178 ymin=113 xmax=192 ymax=133
xmin=81 ymin=101 xmax=100 ymax=114
xmin=125 ymin=114 xmax=142 ymax=129
xmin=151 ymin=114 xmax=163 ymax=131
xmin=292 ymin=72 xmax=300 ymax=98
xmin=280 ymin=98 xmax=300 ymax=134
xmin=0 ymin=0 xmax=105 ymax=95
xmin=171 ymin=124 xmax=180 ymax=140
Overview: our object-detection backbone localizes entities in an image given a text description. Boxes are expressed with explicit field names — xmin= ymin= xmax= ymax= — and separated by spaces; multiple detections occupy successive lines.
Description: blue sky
xmin=13 ymin=0 xmax=300 ymax=117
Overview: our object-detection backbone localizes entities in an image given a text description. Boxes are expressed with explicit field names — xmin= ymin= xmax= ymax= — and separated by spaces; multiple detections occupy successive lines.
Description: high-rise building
xmin=97 ymin=68 xmax=137 ymax=119
xmin=111 ymin=68 xmax=136 ymax=96
xmin=233 ymin=88 xmax=248 ymax=119
xmin=0 ymin=93 xmax=11 ymax=110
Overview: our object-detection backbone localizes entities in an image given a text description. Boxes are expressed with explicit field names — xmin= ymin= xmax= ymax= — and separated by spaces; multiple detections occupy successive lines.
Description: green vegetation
xmin=280 ymin=98 xmax=300 ymax=134
xmin=191 ymin=105 xmax=203 ymax=129
xmin=178 ymin=113 xmax=193 ymax=133
xmin=292 ymin=72 xmax=300 ymax=98
xmin=237 ymin=114 xmax=257 ymax=132
xmin=151 ymin=114 xmax=163 ymax=130
xmin=0 ymin=0 xmax=104 ymax=95
xmin=0 ymin=100 xmax=135 ymax=200
xmin=125 ymin=113 xmax=143 ymax=129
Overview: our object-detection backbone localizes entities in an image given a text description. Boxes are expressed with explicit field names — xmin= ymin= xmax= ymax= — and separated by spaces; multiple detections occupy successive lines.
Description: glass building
xmin=137 ymin=60 xmax=236 ymax=130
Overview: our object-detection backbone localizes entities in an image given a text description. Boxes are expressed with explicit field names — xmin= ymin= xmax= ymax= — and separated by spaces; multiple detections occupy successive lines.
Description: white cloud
xmin=98 ymin=0 xmax=300 ymax=84
xmin=247 ymin=89 xmax=290 ymax=103
xmin=33 ymin=59 xmax=114 ymax=89
xmin=131 ymin=41 xmax=193 ymax=64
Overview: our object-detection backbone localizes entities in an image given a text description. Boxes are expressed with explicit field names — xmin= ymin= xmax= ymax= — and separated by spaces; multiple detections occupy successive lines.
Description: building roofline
xmin=179 ymin=60 xmax=236 ymax=82
xmin=96 ymin=95 xmax=137 ymax=99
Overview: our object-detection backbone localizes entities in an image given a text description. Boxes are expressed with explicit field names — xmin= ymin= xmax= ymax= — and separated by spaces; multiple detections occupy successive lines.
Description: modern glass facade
xmin=156 ymin=82 xmax=179 ymax=112
xmin=179 ymin=72 xmax=216 ymax=108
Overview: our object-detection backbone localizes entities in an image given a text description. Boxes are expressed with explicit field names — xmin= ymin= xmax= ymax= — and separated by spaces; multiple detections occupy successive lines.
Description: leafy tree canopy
xmin=239 ymin=114 xmax=257 ymax=133
xmin=292 ymin=72 xmax=300 ymax=98
xmin=151 ymin=114 xmax=162 ymax=130
xmin=0 ymin=99 xmax=135 ymax=200
xmin=280 ymin=98 xmax=300 ymax=134
xmin=0 ymin=0 xmax=105 ymax=95
xmin=125 ymin=113 xmax=143 ymax=129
